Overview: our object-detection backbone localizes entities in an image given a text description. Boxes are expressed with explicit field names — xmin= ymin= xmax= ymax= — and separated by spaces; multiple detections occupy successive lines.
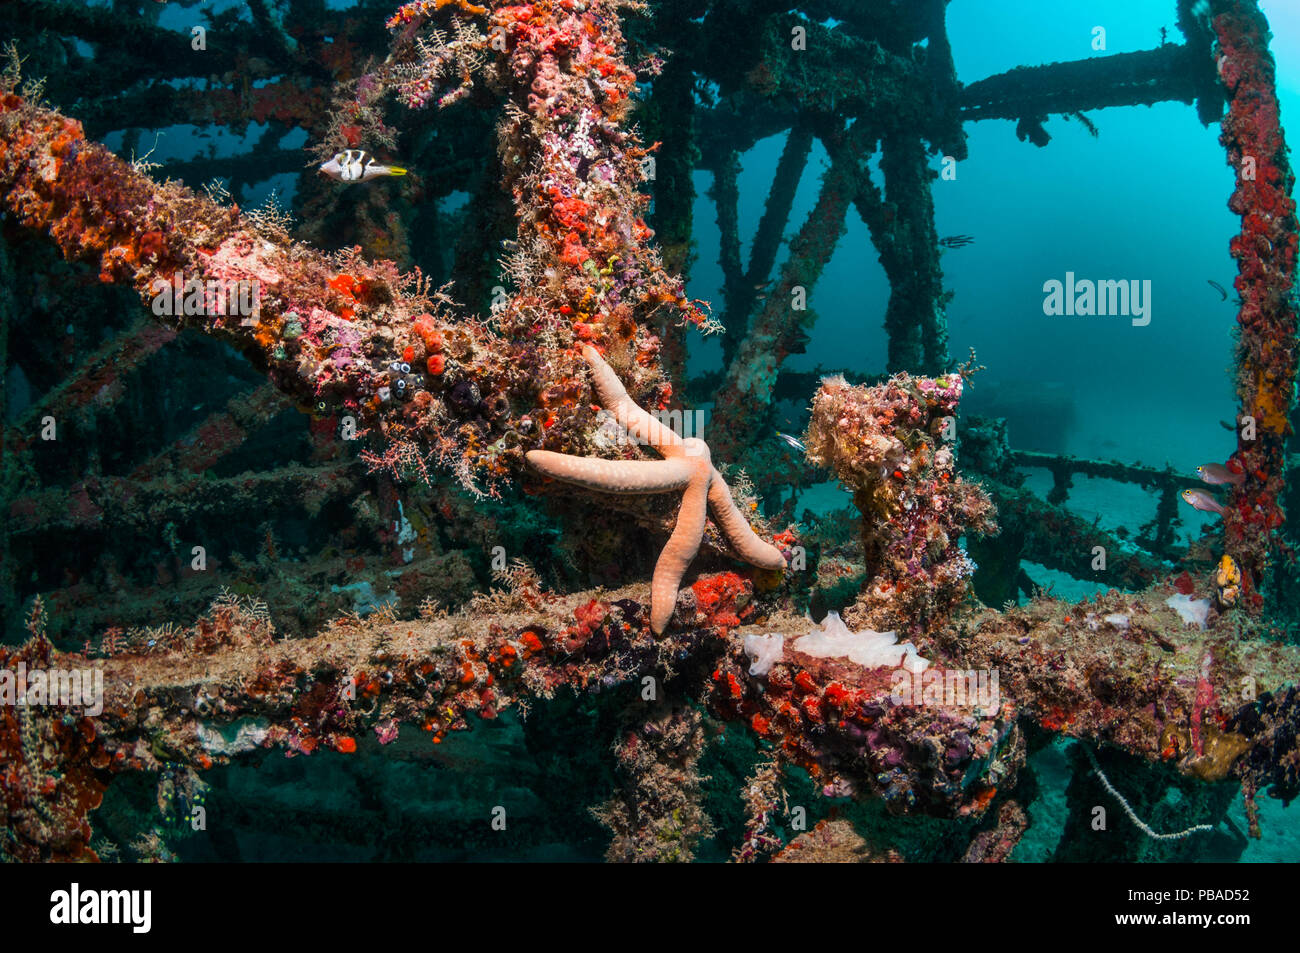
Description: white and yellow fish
xmin=318 ymin=149 xmax=407 ymax=183
xmin=775 ymin=432 xmax=806 ymax=453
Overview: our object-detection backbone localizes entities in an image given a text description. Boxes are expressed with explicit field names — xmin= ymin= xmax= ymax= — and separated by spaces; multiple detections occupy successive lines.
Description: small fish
xmin=1208 ymin=279 xmax=1228 ymax=301
xmin=938 ymin=235 xmax=974 ymax=249
xmin=1181 ymin=488 xmax=1226 ymax=516
xmin=775 ymin=432 xmax=806 ymax=453
xmin=319 ymin=149 xmax=408 ymax=183
xmin=1196 ymin=462 xmax=1245 ymax=486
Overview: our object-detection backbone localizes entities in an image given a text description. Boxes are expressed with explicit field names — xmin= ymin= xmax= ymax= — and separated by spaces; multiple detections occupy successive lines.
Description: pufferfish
xmin=318 ymin=150 xmax=407 ymax=183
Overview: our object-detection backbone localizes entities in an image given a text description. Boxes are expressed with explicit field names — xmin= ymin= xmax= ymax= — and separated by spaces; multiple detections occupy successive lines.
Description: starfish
xmin=527 ymin=346 xmax=788 ymax=635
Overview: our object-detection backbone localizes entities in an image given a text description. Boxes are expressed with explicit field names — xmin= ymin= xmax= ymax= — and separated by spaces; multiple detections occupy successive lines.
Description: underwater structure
xmin=0 ymin=0 xmax=1298 ymax=862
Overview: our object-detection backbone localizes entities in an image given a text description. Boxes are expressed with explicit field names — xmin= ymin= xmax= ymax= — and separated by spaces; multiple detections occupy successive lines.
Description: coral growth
xmin=0 ymin=605 xmax=107 ymax=861
xmin=0 ymin=1 xmax=706 ymax=509
xmin=1213 ymin=0 xmax=1299 ymax=599
xmin=773 ymin=819 xmax=902 ymax=863
xmin=806 ymin=372 xmax=995 ymax=636
xmin=594 ymin=703 xmax=712 ymax=862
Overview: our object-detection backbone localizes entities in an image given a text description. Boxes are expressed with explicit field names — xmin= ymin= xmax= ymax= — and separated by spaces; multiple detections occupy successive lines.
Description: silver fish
xmin=1181 ymin=488 xmax=1226 ymax=516
xmin=1196 ymin=462 xmax=1244 ymax=486
xmin=776 ymin=432 xmax=806 ymax=453
xmin=319 ymin=149 xmax=408 ymax=183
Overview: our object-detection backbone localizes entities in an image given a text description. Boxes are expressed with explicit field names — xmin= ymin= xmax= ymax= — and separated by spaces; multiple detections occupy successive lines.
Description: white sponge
xmin=792 ymin=611 xmax=929 ymax=673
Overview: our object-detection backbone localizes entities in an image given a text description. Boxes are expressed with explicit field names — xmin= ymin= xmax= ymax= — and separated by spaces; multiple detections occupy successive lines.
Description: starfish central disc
xmin=526 ymin=347 xmax=787 ymax=634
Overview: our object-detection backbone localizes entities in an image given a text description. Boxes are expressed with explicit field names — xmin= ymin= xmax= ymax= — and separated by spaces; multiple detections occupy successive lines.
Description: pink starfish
xmin=527 ymin=346 xmax=787 ymax=634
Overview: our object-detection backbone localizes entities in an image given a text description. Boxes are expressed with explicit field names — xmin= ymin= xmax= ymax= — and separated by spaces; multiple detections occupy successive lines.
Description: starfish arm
xmin=535 ymin=357 xmax=785 ymax=634
xmin=707 ymin=470 xmax=788 ymax=570
xmin=525 ymin=451 xmax=695 ymax=493
xmin=582 ymin=345 xmax=683 ymax=453
xmin=651 ymin=460 xmax=711 ymax=634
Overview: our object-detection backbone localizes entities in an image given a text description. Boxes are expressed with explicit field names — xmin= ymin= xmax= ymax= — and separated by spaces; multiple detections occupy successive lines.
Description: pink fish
xmin=1182 ymin=488 xmax=1226 ymax=516
xmin=1196 ymin=462 xmax=1245 ymax=486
